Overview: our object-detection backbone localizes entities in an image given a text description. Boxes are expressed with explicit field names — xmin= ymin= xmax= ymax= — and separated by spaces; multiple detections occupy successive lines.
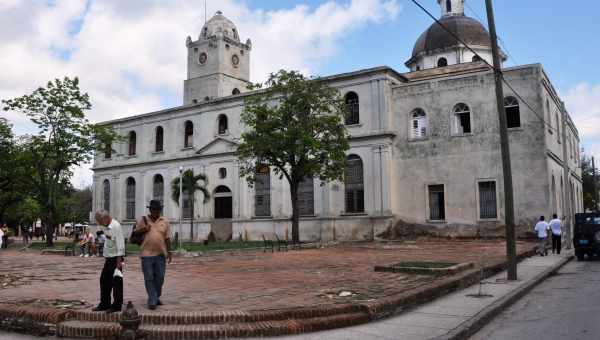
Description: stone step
xmin=57 ymin=312 xmax=370 ymax=339
xmin=70 ymin=304 xmax=361 ymax=325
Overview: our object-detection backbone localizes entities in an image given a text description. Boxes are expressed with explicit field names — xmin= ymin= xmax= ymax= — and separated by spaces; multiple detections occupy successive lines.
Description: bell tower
xmin=183 ymin=11 xmax=252 ymax=105
xmin=438 ymin=0 xmax=465 ymax=17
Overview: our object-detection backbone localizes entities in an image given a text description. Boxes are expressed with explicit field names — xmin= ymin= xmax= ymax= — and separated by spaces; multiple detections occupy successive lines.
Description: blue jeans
xmin=141 ymin=255 xmax=166 ymax=306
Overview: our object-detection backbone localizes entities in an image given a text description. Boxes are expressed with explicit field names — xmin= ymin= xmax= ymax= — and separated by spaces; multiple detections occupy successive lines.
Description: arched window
xmin=437 ymin=58 xmax=448 ymax=67
xmin=551 ymin=175 xmax=557 ymax=214
xmin=299 ymin=176 xmax=314 ymax=216
xmin=472 ymin=55 xmax=482 ymax=62
xmin=184 ymin=121 xmax=193 ymax=148
xmin=218 ymin=114 xmax=228 ymax=135
xmin=452 ymin=103 xmax=472 ymax=134
xmin=446 ymin=0 xmax=452 ymax=12
xmin=104 ymin=143 xmax=112 ymax=159
xmin=155 ymin=126 xmax=164 ymax=152
xmin=232 ymin=88 xmax=240 ymax=95
xmin=152 ymin=174 xmax=164 ymax=205
xmin=410 ymin=108 xmax=427 ymax=139
xmin=555 ymin=113 xmax=560 ymax=141
xmin=103 ymin=179 xmax=110 ymax=212
xmin=344 ymin=92 xmax=360 ymax=125
xmin=345 ymin=155 xmax=364 ymax=213
xmin=504 ymin=96 xmax=520 ymax=128
xmin=126 ymin=177 xmax=136 ymax=220
xmin=254 ymin=165 xmax=271 ymax=217
xmin=128 ymin=131 xmax=136 ymax=156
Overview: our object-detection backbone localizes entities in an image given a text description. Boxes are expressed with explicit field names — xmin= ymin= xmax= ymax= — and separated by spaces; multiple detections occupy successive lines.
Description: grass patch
xmin=394 ymin=261 xmax=458 ymax=269
xmin=27 ymin=241 xmax=71 ymax=250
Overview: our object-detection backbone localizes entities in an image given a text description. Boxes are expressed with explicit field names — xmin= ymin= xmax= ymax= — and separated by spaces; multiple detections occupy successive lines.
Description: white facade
xmin=92 ymin=8 xmax=583 ymax=242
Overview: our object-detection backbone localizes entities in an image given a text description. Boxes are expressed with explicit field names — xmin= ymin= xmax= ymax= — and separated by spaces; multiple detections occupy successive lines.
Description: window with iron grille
xmin=103 ymin=180 xmax=110 ymax=212
xmin=410 ymin=108 xmax=427 ymax=139
xmin=182 ymin=190 xmax=192 ymax=219
xmin=437 ymin=57 xmax=448 ymax=67
xmin=428 ymin=185 xmax=445 ymax=220
xmin=453 ymin=103 xmax=471 ymax=134
xmin=184 ymin=121 xmax=194 ymax=148
xmin=345 ymin=155 xmax=364 ymax=213
xmin=104 ymin=143 xmax=112 ymax=159
xmin=153 ymin=174 xmax=164 ymax=205
xmin=126 ymin=177 xmax=136 ymax=220
xmin=128 ymin=131 xmax=136 ymax=156
xmin=298 ymin=176 xmax=314 ymax=216
xmin=155 ymin=126 xmax=164 ymax=152
xmin=504 ymin=96 xmax=520 ymax=128
xmin=255 ymin=165 xmax=271 ymax=217
xmin=344 ymin=92 xmax=359 ymax=125
xmin=479 ymin=181 xmax=497 ymax=219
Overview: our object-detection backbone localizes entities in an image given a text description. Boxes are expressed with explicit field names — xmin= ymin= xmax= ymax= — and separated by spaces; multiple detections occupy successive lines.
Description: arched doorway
xmin=214 ymin=186 xmax=232 ymax=219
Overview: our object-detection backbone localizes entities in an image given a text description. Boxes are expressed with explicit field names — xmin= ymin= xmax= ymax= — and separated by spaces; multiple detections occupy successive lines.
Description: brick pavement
xmin=0 ymin=239 xmax=534 ymax=315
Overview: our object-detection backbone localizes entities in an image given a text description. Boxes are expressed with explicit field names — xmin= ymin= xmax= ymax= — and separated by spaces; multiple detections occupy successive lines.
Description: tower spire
xmin=438 ymin=0 xmax=465 ymax=17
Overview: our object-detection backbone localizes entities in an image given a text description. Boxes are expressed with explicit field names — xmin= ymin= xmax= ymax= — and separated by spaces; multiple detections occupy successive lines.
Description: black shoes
xmin=106 ymin=308 xmax=122 ymax=314
xmin=148 ymin=304 xmax=157 ymax=310
xmin=157 ymin=299 xmax=163 ymax=306
xmin=92 ymin=305 xmax=109 ymax=312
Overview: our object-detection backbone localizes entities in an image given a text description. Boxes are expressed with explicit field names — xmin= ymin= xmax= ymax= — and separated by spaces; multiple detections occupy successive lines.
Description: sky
xmin=1 ymin=0 xmax=600 ymax=188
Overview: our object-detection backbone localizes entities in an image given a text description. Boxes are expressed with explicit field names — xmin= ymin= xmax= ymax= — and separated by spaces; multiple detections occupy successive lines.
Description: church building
xmin=92 ymin=1 xmax=583 ymax=241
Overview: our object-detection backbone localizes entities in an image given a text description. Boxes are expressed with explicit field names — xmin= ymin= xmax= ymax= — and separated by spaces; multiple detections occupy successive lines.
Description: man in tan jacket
xmin=135 ymin=200 xmax=172 ymax=310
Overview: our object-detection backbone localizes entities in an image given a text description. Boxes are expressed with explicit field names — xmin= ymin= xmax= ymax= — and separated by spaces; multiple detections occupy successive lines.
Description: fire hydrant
xmin=119 ymin=301 xmax=142 ymax=340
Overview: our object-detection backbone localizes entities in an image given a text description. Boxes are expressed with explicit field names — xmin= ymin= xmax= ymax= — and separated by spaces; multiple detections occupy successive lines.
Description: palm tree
xmin=171 ymin=170 xmax=210 ymax=241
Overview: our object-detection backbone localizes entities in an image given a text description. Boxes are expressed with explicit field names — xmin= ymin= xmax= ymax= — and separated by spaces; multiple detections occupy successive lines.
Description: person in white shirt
xmin=549 ymin=214 xmax=562 ymax=255
xmin=534 ymin=216 xmax=550 ymax=256
xmin=0 ymin=226 xmax=4 ymax=250
xmin=93 ymin=210 xmax=125 ymax=313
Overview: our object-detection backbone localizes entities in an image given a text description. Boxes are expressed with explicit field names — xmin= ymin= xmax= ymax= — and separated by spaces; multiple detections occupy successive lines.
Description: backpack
xmin=129 ymin=216 xmax=149 ymax=246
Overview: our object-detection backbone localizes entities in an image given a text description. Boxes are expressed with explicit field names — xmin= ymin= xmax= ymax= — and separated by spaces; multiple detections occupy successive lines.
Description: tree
xmin=2 ymin=77 xmax=118 ymax=246
xmin=171 ymin=169 xmax=210 ymax=240
xmin=581 ymin=154 xmax=599 ymax=212
xmin=5 ymin=197 xmax=41 ymax=233
xmin=0 ymin=119 xmax=32 ymax=223
xmin=237 ymin=70 xmax=350 ymax=244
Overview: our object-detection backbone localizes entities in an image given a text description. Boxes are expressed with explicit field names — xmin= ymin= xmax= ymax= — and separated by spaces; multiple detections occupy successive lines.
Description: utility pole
xmin=486 ymin=0 xmax=517 ymax=280
xmin=593 ymin=157 xmax=599 ymax=212
xmin=560 ymin=104 xmax=573 ymax=249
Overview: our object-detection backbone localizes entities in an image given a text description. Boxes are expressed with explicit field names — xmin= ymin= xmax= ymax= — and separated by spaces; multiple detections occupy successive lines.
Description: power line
xmin=409 ymin=0 xmax=559 ymax=134
xmin=464 ymin=1 xmax=519 ymax=65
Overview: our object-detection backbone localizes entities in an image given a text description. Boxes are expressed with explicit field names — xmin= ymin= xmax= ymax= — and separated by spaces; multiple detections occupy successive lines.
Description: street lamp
xmin=179 ymin=166 xmax=183 ymax=250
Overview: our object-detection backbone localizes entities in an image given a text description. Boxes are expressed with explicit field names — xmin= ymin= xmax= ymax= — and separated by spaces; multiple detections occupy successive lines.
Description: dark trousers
xmin=1 ymin=236 xmax=7 ymax=248
xmin=552 ymin=234 xmax=562 ymax=254
xmin=141 ymin=255 xmax=166 ymax=306
xmin=99 ymin=257 xmax=123 ymax=309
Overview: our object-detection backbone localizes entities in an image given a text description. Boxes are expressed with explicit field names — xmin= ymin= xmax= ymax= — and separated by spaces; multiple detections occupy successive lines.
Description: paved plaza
xmin=0 ymin=239 xmax=534 ymax=315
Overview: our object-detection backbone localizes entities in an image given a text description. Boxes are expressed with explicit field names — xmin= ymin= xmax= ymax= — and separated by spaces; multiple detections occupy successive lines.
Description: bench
xmin=274 ymin=234 xmax=288 ymax=252
xmin=262 ymin=235 xmax=274 ymax=253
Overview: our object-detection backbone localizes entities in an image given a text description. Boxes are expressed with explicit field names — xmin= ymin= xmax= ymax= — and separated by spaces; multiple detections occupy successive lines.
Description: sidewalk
xmin=258 ymin=251 xmax=572 ymax=340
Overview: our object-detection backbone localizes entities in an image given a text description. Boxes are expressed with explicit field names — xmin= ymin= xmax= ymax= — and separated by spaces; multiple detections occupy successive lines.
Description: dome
xmin=411 ymin=15 xmax=491 ymax=58
xmin=200 ymin=11 xmax=240 ymax=42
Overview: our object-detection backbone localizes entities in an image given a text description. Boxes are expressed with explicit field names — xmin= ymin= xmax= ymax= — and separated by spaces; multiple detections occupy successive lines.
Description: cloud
xmin=564 ymin=83 xmax=600 ymax=139
xmin=0 ymin=0 xmax=399 ymax=188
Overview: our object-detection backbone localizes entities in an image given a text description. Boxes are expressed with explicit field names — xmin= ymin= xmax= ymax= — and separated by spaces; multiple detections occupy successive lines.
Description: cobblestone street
xmin=0 ymin=240 xmax=534 ymax=314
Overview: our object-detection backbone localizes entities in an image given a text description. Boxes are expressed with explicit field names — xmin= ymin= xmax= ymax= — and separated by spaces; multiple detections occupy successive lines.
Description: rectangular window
xmin=456 ymin=112 xmax=471 ymax=134
xmin=182 ymin=191 xmax=192 ymax=219
xmin=479 ymin=181 xmax=497 ymax=219
xmin=428 ymin=185 xmax=445 ymax=220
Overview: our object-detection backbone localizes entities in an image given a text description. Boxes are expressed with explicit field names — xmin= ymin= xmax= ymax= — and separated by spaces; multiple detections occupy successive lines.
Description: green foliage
xmin=170 ymin=170 xmax=210 ymax=206
xmin=236 ymin=70 xmax=350 ymax=242
xmin=2 ymin=77 xmax=119 ymax=244
xmin=581 ymin=154 xmax=599 ymax=211
xmin=0 ymin=119 xmax=32 ymax=222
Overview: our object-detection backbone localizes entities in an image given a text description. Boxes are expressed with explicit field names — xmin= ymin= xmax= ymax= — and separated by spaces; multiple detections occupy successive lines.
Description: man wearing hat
xmin=135 ymin=200 xmax=172 ymax=310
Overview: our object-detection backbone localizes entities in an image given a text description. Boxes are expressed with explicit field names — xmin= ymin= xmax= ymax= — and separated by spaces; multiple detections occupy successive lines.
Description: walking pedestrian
xmin=1 ymin=224 xmax=8 ymax=249
xmin=92 ymin=210 xmax=125 ymax=313
xmin=134 ymin=200 xmax=172 ymax=310
xmin=534 ymin=216 xmax=550 ymax=256
xmin=549 ymin=214 xmax=562 ymax=255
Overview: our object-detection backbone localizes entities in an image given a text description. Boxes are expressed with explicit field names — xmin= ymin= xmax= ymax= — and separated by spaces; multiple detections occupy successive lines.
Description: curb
xmin=433 ymin=254 xmax=574 ymax=340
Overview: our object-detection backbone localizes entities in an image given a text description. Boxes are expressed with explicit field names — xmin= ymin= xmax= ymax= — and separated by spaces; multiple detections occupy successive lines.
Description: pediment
xmin=195 ymin=137 xmax=239 ymax=156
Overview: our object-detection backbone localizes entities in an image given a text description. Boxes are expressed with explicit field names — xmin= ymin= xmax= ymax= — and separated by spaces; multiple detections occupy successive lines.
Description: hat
xmin=147 ymin=200 xmax=163 ymax=210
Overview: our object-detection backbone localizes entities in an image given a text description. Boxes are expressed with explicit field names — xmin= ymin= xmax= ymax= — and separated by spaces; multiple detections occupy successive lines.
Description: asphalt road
xmin=470 ymin=257 xmax=600 ymax=340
